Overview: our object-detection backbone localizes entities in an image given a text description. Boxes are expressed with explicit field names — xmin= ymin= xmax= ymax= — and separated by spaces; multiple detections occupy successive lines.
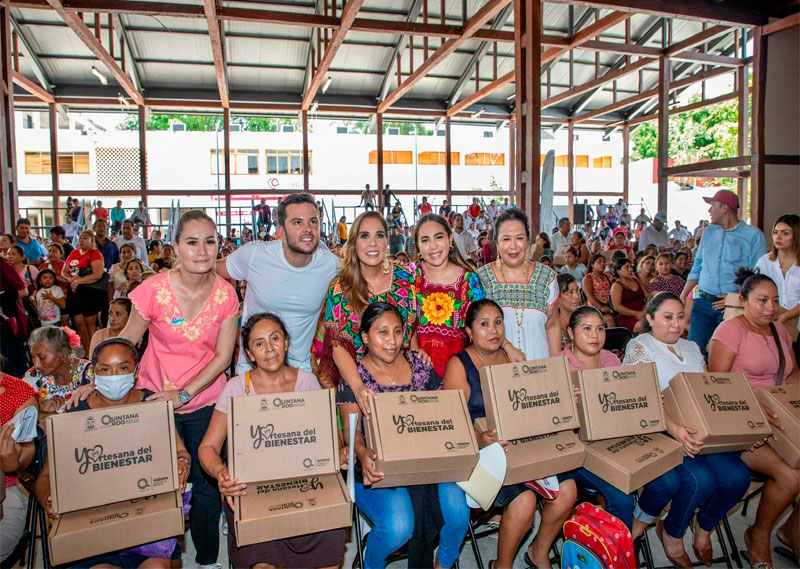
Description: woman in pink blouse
xmin=708 ymin=268 xmax=799 ymax=567
xmin=122 ymin=210 xmax=239 ymax=566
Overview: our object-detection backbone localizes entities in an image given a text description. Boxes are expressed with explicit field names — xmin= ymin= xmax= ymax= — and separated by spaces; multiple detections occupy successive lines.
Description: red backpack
xmin=562 ymin=502 xmax=635 ymax=569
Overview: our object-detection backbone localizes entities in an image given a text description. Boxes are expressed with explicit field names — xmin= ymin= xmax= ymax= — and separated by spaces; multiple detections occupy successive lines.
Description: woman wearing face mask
xmin=199 ymin=313 xmax=346 ymax=569
xmin=35 ymin=338 xmax=190 ymax=569
xmin=610 ymin=258 xmax=648 ymax=333
xmin=556 ymin=274 xmax=582 ymax=348
xmin=338 ymin=302 xmax=469 ymax=569
xmin=582 ymin=254 xmax=615 ymax=328
xmin=624 ymin=293 xmax=750 ymax=568
xmin=709 ymin=269 xmax=800 ymax=567
xmin=315 ymin=211 xmax=417 ymax=410
xmin=89 ymin=298 xmax=132 ymax=357
xmin=443 ymin=299 xmax=577 ymax=569
xmin=476 ymin=209 xmax=561 ymax=360
xmin=647 ymin=253 xmax=685 ymax=296
xmin=23 ymin=326 xmax=92 ymax=415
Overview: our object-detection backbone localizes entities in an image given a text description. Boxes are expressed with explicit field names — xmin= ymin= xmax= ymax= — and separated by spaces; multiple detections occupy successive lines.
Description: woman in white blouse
xmin=623 ymin=292 xmax=750 ymax=568
xmin=755 ymin=214 xmax=799 ymax=349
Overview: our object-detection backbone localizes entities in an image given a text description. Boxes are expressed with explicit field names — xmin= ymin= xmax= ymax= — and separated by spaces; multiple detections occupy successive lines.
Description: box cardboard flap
xmin=47 ymin=401 xmax=179 ymax=514
xmin=228 ymin=388 xmax=339 ymax=484
xmin=479 ymin=356 xmax=579 ymax=440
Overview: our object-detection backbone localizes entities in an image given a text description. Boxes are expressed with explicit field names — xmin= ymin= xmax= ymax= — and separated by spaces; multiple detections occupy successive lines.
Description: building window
xmin=576 ymin=155 xmax=589 ymax=168
xmin=265 ymin=149 xmax=310 ymax=175
xmin=417 ymin=151 xmax=461 ymax=165
xmin=464 ymin=152 xmax=505 ymax=166
xmin=24 ymin=151 xmax=89 ymax=174
xmin=368 ymin=151 xmax=413 ymax=165
xmin=211 ymin=149 xmax=259 ymax=175
xmin=592 ymin=156 xmax=612 ymax=168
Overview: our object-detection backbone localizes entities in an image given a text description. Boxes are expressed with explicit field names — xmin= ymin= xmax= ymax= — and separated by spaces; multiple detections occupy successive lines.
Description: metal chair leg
xmin=640 ymin=526 xmax=655 ymax=569
xmin=26 ymin=499 xmax=39 ymax=569
xmin=467 ymin=521 xmax=484 ymax=569
xmin=721 ymin=516 xmax=742 ymax=569
xmin=353 ymin=505 xmax=365 ymax=569
xmin=714 ymin=522 xmax=732 ymax=569
xmin=38 ymin=502 xmax=51 ymax=569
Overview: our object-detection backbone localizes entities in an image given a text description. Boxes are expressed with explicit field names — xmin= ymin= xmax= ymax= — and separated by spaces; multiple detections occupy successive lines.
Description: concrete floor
xmin=172 ymin=487 xmax=797 ymax=569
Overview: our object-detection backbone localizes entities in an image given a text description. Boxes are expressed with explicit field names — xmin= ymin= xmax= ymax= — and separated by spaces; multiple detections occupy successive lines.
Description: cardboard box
xmin=49 ymin=491 xmax=184 ymax=566
xmin=479 ymin=356 xmax=579 ymax=441
xmin=46 ymin=401 xmax=179 ymax=514
xmin=663 ymin=372 xmax=772 ymax=453
xmin=227 ymin=389 xmax=339 ymax=484
xmin=364 ymin=390 xmax=479 ymax=488
xmin=571 ymin=363 xmax=665 ymax=441
xmin=583 ymin=434 xmax=684 ymax=494
xmin=724 ymin=293 xmax=798 ymax=340
xmin=234 ymin=473 xmax=351 ymax=546
xmin=756 ymin=384 xmax=800 ymax=468
xmin=474 ymin=418 xmax=585 ymax=485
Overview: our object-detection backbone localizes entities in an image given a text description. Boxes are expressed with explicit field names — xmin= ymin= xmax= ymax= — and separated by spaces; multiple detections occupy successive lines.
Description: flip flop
xmin=523 ymin=550 xmax=549 ymax=569
xmin=742 ymin=526 xmax=774 ymax=569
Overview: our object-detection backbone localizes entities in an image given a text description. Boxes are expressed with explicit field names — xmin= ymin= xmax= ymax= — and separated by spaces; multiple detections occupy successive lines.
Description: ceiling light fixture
xmin=471 ymin=107 xmax=486 ymax=119
xmin=310 ymin=101 xmax=319 ymax=113
xmin=91 ymin=66 xmax=108 ymax=85
xmin=506 ymin=92 xmax=516 ymax=100
xmin=117 ymin=93 xmax=129 ymax=106
xmin=322 ymin=76 xmax=332 ymax=94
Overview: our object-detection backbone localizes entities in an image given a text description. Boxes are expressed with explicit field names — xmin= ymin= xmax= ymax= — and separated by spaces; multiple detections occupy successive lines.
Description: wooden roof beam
xmin=12 ymin=70 xmax=54 ymax=103
xmin=447 ymin=71 xmax=513 ymax=116
xmin=543 ymin=56 xmax=652 ymax=109
xmin=204 ymin=0 xmax=228 ymax=108
xmin=377 ymin=0 xmax=425 ymax=102
xmin=541 ymin=11 xmax=632 ymax=65
xmin=663 ymin=25 xmax=731 ymax=55
xmin=762 ymin=12 xmax=800 ymax=35
xmin=378 ymin=0 xmax=511 ymax=114
xmin=625 ymin=91 xmax=738 ymax=126
xmin=111 ymin=14 xmax=142 ymax=92
xmin=302 ymin=0 xmax=365 ymax=110
xmin=44 ymin=0 xmax=144 ymax=105
xmin=10 ymin=15 xmax=53 ymax=92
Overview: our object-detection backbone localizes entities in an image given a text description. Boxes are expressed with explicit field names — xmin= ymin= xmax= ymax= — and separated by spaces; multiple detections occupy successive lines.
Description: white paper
xmin=7 ymin=406 xmax=38 ymax=443
xmin=457 ymin=442 xmax=506 ymax=510
xmin=347 ymin=412 xmax=358 ymax=502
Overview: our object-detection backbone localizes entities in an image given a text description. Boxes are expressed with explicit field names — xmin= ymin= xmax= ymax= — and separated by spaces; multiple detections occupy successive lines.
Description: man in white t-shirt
xmin=550 ymin=217 xmax=572 ymax=254
xmin=113 ymin=220 xmax=148 ymax=261
xmin=596 ymin=199 xmax=609 ymax=228
xmin=637 ymin=211 xmax=671 ymax=252
xmin=668 ymin=220 xmax=690 ymax=243
xmin=218 ymin=193 xmax=339 ymax=373
xmin=452 ymin=214 xmax=478 ymax=260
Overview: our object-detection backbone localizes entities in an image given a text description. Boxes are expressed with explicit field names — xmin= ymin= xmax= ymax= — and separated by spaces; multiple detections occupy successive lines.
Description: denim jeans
xmin=635 ymin=452 xmax=750 ymax=538
xmin=567 ymin=468 xmax=636 ymax=529
xmin=687 ymin=295 xmax=724 ymax=357
xmin=355 ymin=482 xmax=469 ymax=569
xmin=174 ymin=405 xmax=220 ymax=565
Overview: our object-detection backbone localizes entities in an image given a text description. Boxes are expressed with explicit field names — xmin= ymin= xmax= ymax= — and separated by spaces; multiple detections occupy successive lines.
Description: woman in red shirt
xmin=62 ymin=230 xmax=106 ymax=354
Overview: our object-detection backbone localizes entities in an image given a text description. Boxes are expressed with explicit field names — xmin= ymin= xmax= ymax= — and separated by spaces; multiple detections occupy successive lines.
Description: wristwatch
xmin=178 ymin=389 xmax=191 ymax=405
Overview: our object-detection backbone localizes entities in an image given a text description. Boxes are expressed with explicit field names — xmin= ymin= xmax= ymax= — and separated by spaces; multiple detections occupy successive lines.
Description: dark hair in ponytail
xmin=734 ymin=267 xmax=786 ymax=383
xmin=641 ymin=291 xmax=682 ymax=333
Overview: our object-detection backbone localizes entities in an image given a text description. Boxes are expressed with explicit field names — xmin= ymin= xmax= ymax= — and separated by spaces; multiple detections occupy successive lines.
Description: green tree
xmin=118 ymin=114 xmax=299 ymax=132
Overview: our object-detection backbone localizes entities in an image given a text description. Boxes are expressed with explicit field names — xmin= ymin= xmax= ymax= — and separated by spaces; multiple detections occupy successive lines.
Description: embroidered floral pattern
xmin=151 ymin=274 xmax=231 ymax=342
xmin=24 ymin=360 xmax=94 ymax=401
xmin=422 ymin=291 xmax=455 ymax=325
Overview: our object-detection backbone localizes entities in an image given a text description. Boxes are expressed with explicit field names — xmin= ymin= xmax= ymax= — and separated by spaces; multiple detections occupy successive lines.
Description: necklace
xmin=369 ymin=354 xmax=403 ymax=385
xmin=471 ymin=346 xmax=509 ymax=367
xmin=496 ymin=259 xmax=534 ymax=344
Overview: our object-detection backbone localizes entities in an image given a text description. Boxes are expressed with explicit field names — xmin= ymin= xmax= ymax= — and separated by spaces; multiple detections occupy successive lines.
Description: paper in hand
xmin=7 ymin=406 xmax=38 ymax=443
xmin=347 ymin=412 xmax=358 ymax=502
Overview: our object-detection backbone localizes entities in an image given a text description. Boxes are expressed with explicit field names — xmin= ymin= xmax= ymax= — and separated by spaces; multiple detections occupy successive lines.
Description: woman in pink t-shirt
xmin=708 ymin=268 xmax=799 ymax=566
xmin=198 ymin=313 xmax=345 ymax=569
xmin=122 ymin=210 xmax=239 ymax=566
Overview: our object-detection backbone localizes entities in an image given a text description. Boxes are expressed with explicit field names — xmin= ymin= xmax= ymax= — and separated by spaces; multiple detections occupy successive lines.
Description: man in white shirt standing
xmin=217 ymin=193 xmax=339 ymax=373
xmin=637 ymin=211 xmax=671 ymax=252
xmin=452 ymin=213 xmax=478 ymax=261
xmin=550 ymin=217 xmax=572 ymax=254
xmin=596 ymin=199 xmax=609 ymax=228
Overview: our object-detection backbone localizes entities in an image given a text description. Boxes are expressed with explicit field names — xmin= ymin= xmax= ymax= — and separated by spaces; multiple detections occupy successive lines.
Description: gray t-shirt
xmin=225 ymin=240 xmax=339 ymax=373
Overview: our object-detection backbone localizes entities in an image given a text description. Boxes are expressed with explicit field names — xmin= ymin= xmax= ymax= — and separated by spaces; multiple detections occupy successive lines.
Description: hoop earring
xmin=382 ymin=257 xmax=391 ymax=274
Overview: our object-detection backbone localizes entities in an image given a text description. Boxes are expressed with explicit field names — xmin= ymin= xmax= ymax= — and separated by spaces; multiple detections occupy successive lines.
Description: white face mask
xmin=95 ymin=372 xmax=135 ymax=401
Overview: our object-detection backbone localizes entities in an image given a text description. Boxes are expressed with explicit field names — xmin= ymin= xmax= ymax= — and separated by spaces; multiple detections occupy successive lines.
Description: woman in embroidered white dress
xmin=476 ymin=209 xmax=561 ymax=360
xmin=121 ymin=210 xmax=239 ymax=567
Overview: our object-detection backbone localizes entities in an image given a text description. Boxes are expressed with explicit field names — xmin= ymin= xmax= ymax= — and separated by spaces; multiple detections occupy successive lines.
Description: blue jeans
xmin=355 ymin=482 xmax=469 ymax=569
xmin=688 ymin=295 xmax=724 ymax=357
xmin=635 ymin=452 xmax=750 ymax=538
xmin=567 ymin=468 xmax=636 ymax=529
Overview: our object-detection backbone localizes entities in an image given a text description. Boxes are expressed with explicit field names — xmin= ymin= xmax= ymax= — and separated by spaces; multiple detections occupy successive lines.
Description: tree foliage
xmin=341 ymin=120 xmax=432 ymax=135
xmin=118 ymin=114 xmax=300 ymax=132
xmin=631 ymin=95 xmax=740 ymax=164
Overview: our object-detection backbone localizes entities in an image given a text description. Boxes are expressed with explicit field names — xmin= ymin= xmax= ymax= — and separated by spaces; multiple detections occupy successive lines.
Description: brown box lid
xmin=228 ymin=388 xmax=339 ymax=484
xmin=571 ymin=363 xmax=665 ymax=441
xmin=474 ymin=418 xmax=585 ymax=485
xmin=364 ymin=390 xmax=479 ymax=488
xmin=664 ymin=372 xmax=772 ymax=452
xmin=46 ymin=401 xmax=179 ymax=514
xmin=49 ymin=491 xmax=184 ymax=566
xmin=235 ymin=473 xmax=351 ymax=546
xmin=583 ymin=433 xmax=683 ymax=494
xmin=479 ymin=356 xmax=579 ymax=441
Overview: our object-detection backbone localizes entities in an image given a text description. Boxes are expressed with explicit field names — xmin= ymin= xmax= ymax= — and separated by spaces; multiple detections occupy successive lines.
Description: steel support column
xmin=737 ymin=61 xmax=749 ymax=221
xmin=514 ymin=0 xmax=541 ymax=227
xmin=567 ymin=120 xmax=574 ymax=224
xmin=750 ymin=28 xmax=766 ymax=229
xmin=49 ymin=102 xmax=60 ymax=217
xmin=137 ymin=105 xmax=148 ymax=206
xmin=376 ymin=113 xmax=384 ymax=206
xmin=223 ymin=107 xmax=232 ymax=231
xmin=445 ymin=116 xmax=453 ymax=203
xmin=0 ymin=4 xmax=18 ymax=231
xmin=622 ymin=122 xmax=630 ymax=205
xmin=302 ymin=110 xmax=310 ymax=192
xmin=508 ymin=117 xmax=515 ymax=203
xmin=657 ymin=56 xmax=670 ymax=215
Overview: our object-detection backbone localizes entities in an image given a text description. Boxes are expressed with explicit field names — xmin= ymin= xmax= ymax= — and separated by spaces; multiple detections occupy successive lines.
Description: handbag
xmin=77 ymin=265 xmax=109 ymax=292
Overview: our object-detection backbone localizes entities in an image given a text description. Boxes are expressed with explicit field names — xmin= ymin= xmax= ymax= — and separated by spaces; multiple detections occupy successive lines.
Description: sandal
xmin=742 ymin=526 xmax=774 ymax=569
xmin=523 ymin=549 xmax=550 ymax=569
xmin=690 ymin=516 xmax=713 ymax=566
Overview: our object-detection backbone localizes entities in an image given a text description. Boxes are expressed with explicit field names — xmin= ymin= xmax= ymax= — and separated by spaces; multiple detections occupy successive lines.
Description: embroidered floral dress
xmin=476 ymin=261 xmax=559 ymax=361
xmin=128 ymin=271 xmax=238 ymax=414
xmin=412 ymin=262 xmax=485 ymax=377
xmin=316 ymin=263 xmax=416 ymax=387
xmin=23 ymin=359 xmax=93 ymax=401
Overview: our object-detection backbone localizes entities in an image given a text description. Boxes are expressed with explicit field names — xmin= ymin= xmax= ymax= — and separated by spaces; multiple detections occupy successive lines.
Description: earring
xmin=496 ymin=256 xmax=502 ymax=268
xmin=382 ymin=257 xmax=391 ymax=274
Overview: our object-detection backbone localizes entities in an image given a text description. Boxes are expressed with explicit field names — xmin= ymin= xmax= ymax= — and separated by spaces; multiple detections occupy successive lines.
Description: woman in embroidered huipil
xmin=121 ymin=210 xmax=239 ymax=566
xmin=476 ymin=210 xmax=561 ymax=360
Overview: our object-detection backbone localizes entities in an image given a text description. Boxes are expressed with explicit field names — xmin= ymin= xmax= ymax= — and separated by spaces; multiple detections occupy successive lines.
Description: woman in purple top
xmin=199 ymin=312 xmax=346 ymax=569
